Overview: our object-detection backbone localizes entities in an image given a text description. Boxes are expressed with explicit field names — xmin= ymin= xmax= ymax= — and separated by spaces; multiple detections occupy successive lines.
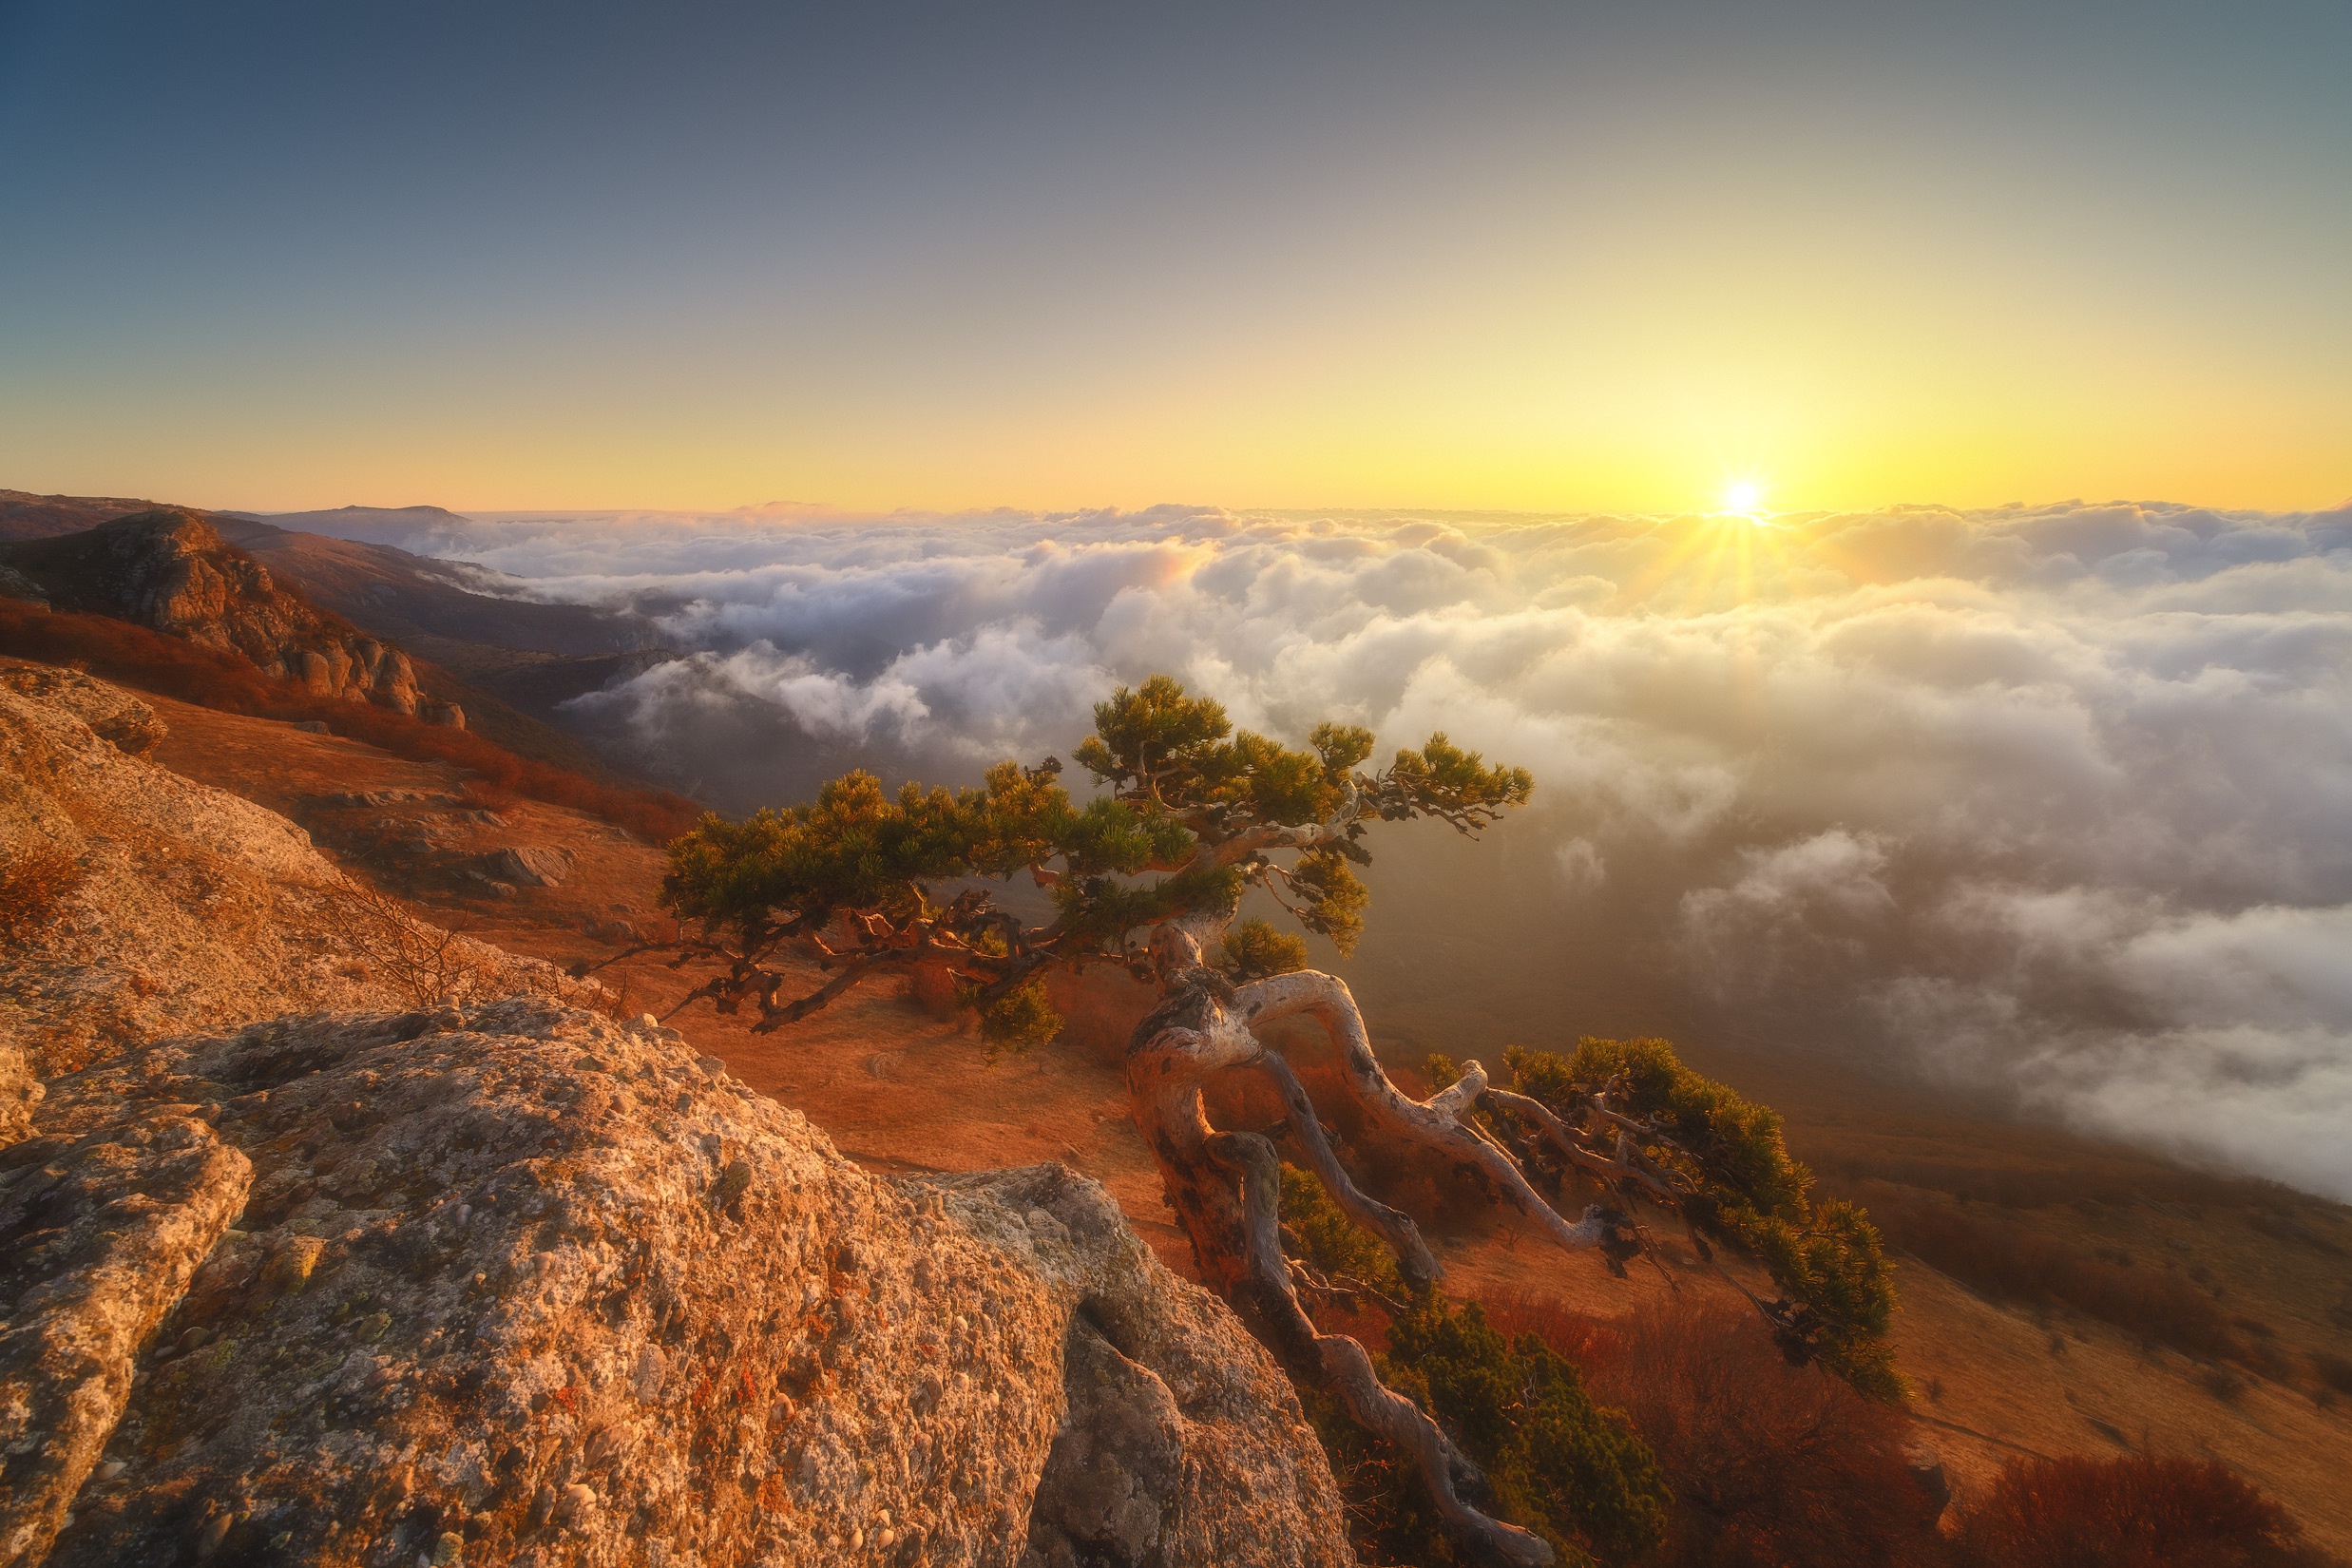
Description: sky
xmin=3 ymin=1 xmax=2348 ymax=515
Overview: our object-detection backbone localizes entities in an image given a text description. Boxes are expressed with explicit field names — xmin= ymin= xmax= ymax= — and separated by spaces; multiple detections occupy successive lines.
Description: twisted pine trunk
xmin=1124 ymin=921 xmax=1618 ymax=1568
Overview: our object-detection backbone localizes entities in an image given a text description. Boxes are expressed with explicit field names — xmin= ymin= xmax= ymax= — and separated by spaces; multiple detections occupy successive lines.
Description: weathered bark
xmin=1124 ymin=942 xmax=1622 ymax=1568
xmin=1229 ymin=972 xmax=1618 ymax=1255
xmin=1484 ymin=1086 xmax=1679 ymax=1201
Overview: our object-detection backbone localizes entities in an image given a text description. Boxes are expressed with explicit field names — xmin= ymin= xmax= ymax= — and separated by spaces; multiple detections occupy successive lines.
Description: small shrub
xmin=1281 ymin=1163 xmax=1405 ymax=1301
xmin=322 ymin=877 xmax=500 ymax=1005
xmin=968 ymin=973 xmax=1061 ymax=1061
xmin=1490 ymin=1294 xmax=1949 ymax=1568
xmin=1309 ymin=1296 xmax=1670 ymax=1567
xmin=1957 ymin=1455 xmax=2319 ymax=1568
xmin=0 ymin=843 xmax=84 ymax=944
xmin=1278 ymin=1168 xmax=1667 ymax=1565
xmin=1219 ymin=916 xmax=1309 ymax=979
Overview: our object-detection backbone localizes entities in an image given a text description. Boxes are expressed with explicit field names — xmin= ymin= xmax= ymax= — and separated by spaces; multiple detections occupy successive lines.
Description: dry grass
xmin=0 ymin=601 xmax=699 ymax=840
xmin=1838 ymin=1177 xmax=2258 ymax=1367
xmin=1956 ymin=1455 xmax=2334 ymax=1568
xmin=1485 ymin=1293 xmax=1948 ymax=1568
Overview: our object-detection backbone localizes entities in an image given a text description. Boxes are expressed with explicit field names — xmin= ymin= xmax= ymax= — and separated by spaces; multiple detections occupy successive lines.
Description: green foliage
xmin=1280 ymin=1163 xmax=1404 ymax=1298
xmin=1423 ymin=1053 xmax=1462 ymax=1090
xmin=657 ymin=672 xmax=1531 ymax=1040
xmin=1510 ymin=1037 xmax=1808 ymax=1220
xmin=969 ymin=974 xmax=1062 ymax=1061
xmin=1309 ymin=1297 xmax=1671 ymax=1567
xmin=1282 ymin=1167 xmax=1665 ymax=1564
xmin=1504 ymin=1037 xmax=1903 ymax=1399
xmin=1290 ymin=847 xmax=1368 ymax=954
xmin=1377 ymin=732 xmax=1534 ymax=828
xmin=1072 ymin=674 xmax=1234 ymax=797
xmin=1733 ymin=1200 xmax=1903 ymax=1399
xmin=1222 ymin=918 xmax=1310 ymax=982
xmin=664 ymin=766 xmax=1067 ymax=940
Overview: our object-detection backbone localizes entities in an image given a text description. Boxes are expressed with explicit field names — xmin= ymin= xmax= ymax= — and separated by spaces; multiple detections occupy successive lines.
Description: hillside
xmin=112 ymin=676 xmax=2352 ymax=1560
xmin=0 ymin=509 xmax=646 ymax=781
xmin=0 ymin=663 xmax=1347 ymax=1568
xmin=0 ymin=488 xmax=162 ymax=544
xmin=208 ymin=516 xmax=679 ymax=727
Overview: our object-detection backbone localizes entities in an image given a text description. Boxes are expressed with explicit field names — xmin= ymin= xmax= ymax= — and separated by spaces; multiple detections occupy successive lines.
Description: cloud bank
xmin=333 ymin=498 xmax=2352 ymax=1197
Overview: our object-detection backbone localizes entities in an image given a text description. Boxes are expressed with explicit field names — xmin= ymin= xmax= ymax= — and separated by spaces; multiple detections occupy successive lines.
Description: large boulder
xmin=927 ymin=1165 xmax=1355 ymax=1568
xmin=3 ymin=1000 xmax=1349 ymax=1568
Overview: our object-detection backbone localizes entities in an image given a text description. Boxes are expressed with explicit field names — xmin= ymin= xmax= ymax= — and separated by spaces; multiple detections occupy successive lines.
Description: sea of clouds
xmin=316 ymin=499 xmax=2352 ymax=1198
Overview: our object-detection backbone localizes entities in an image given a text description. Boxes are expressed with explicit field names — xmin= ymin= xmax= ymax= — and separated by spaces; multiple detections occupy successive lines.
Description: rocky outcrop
xmin=0 ymin=564 xmax=47 ymax=607
xmin=0 ymin=674 xmax=584 ymax=1077
xmin=2 ymin=1001 xmax=1348 ymax=1568
xmin=0 ymin=661 xmax=166 ymax=755
xmin=0 ymin=667 xmax=1351 ymax=1568
xmin=927 ymin=1166 xmax=1353 ymax=1568
xmin=488 ymin=844 xmax=575 ymax=888
xmin=0 ymin=512 xmax=463 ymax=725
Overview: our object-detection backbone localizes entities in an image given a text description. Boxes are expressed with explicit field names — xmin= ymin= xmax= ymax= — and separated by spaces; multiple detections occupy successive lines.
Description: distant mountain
xmin=221 ymin=503 xmax=477 ymax=554
xmin=0 ymin=510 xmax=618 ymax=774
xmin=207 ymin=517 xmax=679 ymax=730
xmin=0 ymin=510 xmax=460 ymax=724
xmin=0 ymin=488 xmax=167 ymax=543
xmin=211 ymin=517 xmax=665 ymax=660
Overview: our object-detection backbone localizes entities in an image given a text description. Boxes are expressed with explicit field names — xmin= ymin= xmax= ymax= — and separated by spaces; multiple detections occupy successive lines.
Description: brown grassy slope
xmin=0 ymin=519 xmax=623 ymax=779
xmin=0 ymin=608 xmax=698 ymax=839
xmin=122 ymin=692 xmax=2352 ymax=1559
xmin=0 ymin=488 xmax=160 ymax=542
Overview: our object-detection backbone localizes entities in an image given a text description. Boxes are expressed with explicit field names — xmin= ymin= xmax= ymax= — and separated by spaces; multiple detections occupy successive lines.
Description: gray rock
xmin=0 ymin=564 xmax=48 ymax=608
xmin=0 ymin=673 xmax=602 ymax=1078
xmin=8 ymin=1002 xmax=1349 ymax=1568
xmin=485 ymin=845 xmax=574 ymax=888
xmin=923 ymin=1164 xmax=1349 ymax=1568
xmin=0 ymin=661 xmax=166 ymax=755
xmin=0 ymin=1108 xmax=253 ymax=1568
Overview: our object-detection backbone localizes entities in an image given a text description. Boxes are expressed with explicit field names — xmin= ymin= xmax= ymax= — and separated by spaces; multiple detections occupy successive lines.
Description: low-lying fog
xmin=287 ymin=500 xmax=2352 ymax=1200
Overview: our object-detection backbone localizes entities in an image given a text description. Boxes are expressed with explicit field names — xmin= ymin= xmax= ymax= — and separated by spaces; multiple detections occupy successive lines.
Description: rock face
xmin=927 ymin=1166 xmax=1354 ymax=1568
xmin=3 ymin=1001 xmax=1350 ymax=1568
xmin=0 ymin=512 xmax=463 ymax=725
xmin=0 ymin=672 xmax=585 ymax=1078
xmin=0 ymin=564 xmax=48 ymax=607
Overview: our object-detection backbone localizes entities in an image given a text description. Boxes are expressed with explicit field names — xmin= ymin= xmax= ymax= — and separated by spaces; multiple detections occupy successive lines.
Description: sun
xmin=1720 ymin=478 xmax=1766 ymax=514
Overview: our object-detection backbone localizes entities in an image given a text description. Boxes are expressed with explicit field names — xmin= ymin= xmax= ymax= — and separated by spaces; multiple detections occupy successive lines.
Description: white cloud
xmin=341 ymin=497 xmax=2352 ymax=1197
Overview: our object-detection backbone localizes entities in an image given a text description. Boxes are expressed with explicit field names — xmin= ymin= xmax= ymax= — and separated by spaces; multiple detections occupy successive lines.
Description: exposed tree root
xmin=1127 ymin=964 xmax=1617 ymax=1567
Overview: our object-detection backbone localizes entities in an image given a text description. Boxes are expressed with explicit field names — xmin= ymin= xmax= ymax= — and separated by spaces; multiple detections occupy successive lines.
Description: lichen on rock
xmin=5 ymin=1002 xmax=1349 ymax=1568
